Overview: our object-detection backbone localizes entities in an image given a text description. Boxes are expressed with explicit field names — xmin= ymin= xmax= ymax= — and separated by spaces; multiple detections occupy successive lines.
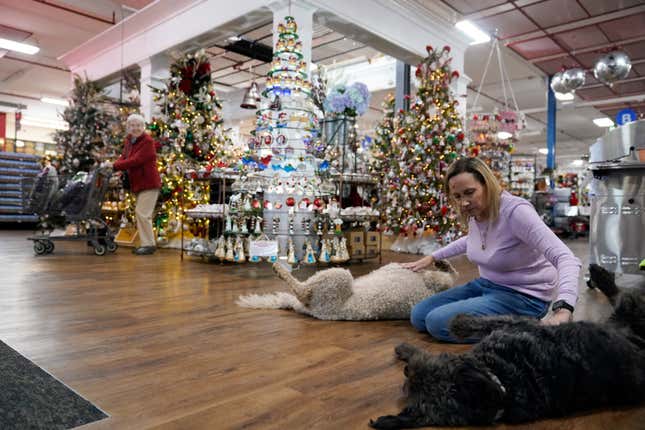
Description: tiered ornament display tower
xmin=239 ymin=16 xmax=343 ymax=263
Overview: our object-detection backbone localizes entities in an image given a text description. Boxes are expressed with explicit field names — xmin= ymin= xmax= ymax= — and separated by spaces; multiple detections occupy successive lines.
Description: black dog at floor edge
xmin=370 ymin=264 xmax=645 ymax=429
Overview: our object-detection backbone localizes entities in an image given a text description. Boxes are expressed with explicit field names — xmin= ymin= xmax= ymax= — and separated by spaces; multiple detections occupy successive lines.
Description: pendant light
xmin=240 ymin=64 xmax=261 ymax=109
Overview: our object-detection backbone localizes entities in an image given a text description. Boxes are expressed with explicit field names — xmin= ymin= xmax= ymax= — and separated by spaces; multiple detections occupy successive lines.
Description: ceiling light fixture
xmin=571 ymin=159 xmax=584 ymax=167
xmin=538 ymin=148 xmax=549 ymax=155
xmin=497 ymin=131 xmax=513 ymax=140
xmin=455 ymin=21 xmax=490 ymax=45
xmin=40 ymin=97 xmax=69 ymax=107
xmin=593 ymin=117 xmax=614 ymax=127
xmin=555 ymin=92 xmax=574 ymax=101
xmin=0 ymin=37 xmax=40 ymax=55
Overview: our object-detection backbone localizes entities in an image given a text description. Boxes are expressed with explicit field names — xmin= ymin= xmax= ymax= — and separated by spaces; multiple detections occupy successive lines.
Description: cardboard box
xmin=115 ymin=227 xmax=139 ymax=247
xmin=365 ymin=245 xmax=379 ymax=258
xmin=350 ymin=244 xmax=365 ymax=258
xmin=365 ymin=231 xmax=380 ymax=248
xmin=346 ymin=231 xmax=364 ymax=247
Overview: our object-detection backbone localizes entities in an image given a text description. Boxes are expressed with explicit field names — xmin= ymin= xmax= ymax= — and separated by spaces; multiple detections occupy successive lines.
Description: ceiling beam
xmin=4 ymin=55 xmax=69 ymax=72
xmin=32 ymin=0 xmax=115 ymax=25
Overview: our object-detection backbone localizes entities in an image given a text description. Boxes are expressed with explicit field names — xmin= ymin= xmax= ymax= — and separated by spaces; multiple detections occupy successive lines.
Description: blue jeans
xmin=410 ymin=277 xmax=550 ymax=343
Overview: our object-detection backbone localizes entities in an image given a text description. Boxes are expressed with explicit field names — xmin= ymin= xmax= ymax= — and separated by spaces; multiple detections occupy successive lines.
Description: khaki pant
xmin=135 ymin=189 xmax=159 ymax=247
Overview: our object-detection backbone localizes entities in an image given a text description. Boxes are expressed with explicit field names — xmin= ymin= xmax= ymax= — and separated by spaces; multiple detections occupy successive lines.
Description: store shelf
xmin=0 ymin=152 xmax=40 ymax=223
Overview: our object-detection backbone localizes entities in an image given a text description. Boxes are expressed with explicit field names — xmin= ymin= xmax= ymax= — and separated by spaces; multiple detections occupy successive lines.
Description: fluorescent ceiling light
xmin=41 ymin=97 xmax=69 ymax=106
xmin=15 ymin=140 xmax=25 ymax=148
xmin=497 ymin=131 xmax=513 ymax=139
xmin=538 ymin=148 xmax=549 ymax=155
xmin=455 ymin=21 xmax=490 ymax=45
xmin=21 ymin=115 xmax=68 ymax=130
xmin=593 ymin=117 xmax=614 ymax=127
xmin=571 ymin=159 xmax=584 ymax=167
xmin=0 ymin=37 xmax=40 ymax=55
xmin=555 ymin=92 xmax=574 ymax=101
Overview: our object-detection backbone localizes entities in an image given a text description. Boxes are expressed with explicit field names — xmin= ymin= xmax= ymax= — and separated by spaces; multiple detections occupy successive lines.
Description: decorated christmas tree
xmin=241 ymin=16 xmax=335 ymax=261
xmin=370 ymin=93 xmax=395 ymax=181
xmin=148 ymin=49 xmax=236 ymax=244
xmin=54 ymin=75 xmax=114 ymax=175
xmin=376 ymin=45 xmax=468 ymax=244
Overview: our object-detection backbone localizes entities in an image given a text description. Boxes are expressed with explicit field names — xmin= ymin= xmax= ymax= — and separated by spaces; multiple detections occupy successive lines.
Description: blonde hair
xmin=444 ymin=157 xmax=502 ymax=225
xmin=126 ymin=113 xmax=145 ymax=125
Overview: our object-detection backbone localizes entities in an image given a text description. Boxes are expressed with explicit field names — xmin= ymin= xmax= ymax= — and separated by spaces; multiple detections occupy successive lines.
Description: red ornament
xmin=285 ymin=197 xmax=296 ymax=207
xmin=443 ymin=45 xmax=451 ymax=53
xmin=300 ymin=197 xmax=310 ymax=207
xmin=205 ymin=164 xmax=214 ymax=172
xmin=451 ymin=70 xmax=460 ymax=78
xmin=264 ymin=200 xmax=272 ymax=209
xmin=457 ymin=132 xmax=465 ymax=142
xmin=425 ymin=45 xmax=433 ymax=53
xmin=252 ymin=199 xmax=261 ymax=209
xmin=441 ymin=205 xmax=448 ymax=216
xmin=313 ymin=198 xmax=323 ymax=208
xmin=473 ymin=114 xmax=479 ymax=120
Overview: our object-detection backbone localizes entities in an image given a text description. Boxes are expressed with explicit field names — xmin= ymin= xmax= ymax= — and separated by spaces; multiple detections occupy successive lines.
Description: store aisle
xmin=0 ymin=230 xmax=643 ymax=429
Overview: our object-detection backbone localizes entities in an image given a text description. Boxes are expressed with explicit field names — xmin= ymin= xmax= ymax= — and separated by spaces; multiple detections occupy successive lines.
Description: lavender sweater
xmin=432 ymin=192 xmax=581 ymax=308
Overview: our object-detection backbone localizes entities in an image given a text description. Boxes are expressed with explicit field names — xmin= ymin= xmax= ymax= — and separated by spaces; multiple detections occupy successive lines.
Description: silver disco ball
xmin=550 ymin=71 xmax=568 ymax=94
xmin=593 ymin=50 xmax=632 ymax=86
xmin=562 ymin=68 xmax=586 ymax=92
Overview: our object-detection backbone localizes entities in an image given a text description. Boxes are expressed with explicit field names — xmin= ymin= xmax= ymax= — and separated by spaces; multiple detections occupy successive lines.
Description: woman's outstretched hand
xmin=401 ymin=255 xmax=434 ymax=272
xmin=542 ymin=309 xmax=572 ymax=325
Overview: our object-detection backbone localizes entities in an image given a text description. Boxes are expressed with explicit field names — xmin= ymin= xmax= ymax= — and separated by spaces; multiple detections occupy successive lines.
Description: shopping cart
xmin=26 ymin=167 xmax=118 ymax=256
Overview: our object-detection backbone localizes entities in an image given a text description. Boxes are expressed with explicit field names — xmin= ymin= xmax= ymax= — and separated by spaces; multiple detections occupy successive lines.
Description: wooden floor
xmin=1 ymin=229 xmax=644 ymax=430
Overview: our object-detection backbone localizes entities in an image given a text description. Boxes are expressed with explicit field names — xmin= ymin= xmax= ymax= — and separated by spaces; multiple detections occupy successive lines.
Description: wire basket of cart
xmin=26 ymin=167 xmax=118 ymax=256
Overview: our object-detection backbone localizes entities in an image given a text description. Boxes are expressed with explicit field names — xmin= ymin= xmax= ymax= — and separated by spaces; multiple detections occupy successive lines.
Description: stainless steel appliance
xmin=588 ymin=120 xmax=645 ymax=274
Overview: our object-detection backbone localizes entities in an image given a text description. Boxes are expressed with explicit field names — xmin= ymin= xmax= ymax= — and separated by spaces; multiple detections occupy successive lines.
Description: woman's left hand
xmin=542 ymin=309 xmax=572 ymax=325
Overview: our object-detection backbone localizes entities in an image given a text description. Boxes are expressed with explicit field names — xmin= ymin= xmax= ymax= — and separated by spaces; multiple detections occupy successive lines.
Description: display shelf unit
xmin=509 ymin=154 xmax=536 ymax=199
xmin=0 ymin=151 xmax=40 ymax=223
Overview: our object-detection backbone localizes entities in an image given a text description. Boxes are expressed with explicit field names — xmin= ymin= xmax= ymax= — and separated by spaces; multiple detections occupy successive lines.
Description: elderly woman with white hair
xmin=108 ymin=113 xmax=161 ymax=255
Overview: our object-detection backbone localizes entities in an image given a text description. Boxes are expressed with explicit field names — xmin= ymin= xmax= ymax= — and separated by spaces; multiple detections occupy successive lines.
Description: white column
xmin=138 ymin=54 xmax=171 ymax=122
xmin=269 ymin=1 xmax=316 ymax=75
xmin=452 ymin=74 xmax=472 ymax=122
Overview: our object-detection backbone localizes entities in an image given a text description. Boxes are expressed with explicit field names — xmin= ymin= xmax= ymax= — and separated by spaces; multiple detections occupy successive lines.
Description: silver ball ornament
xmin=550 ymin=71 xmax=568 ymax=94
xmin=593 ymin=51 xmax=631 ymax=86
xmin=562 ymin=68 xmax=586 ymax=92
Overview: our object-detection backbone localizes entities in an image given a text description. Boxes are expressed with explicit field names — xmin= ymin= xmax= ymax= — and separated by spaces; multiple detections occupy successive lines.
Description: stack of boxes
xmin=345 ymin=230 xmax=380 ymax=260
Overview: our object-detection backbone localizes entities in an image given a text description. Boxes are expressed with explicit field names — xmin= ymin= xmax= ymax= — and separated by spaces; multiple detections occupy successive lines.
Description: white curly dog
xmin=236 ymin=260 xmax=458 ymax=320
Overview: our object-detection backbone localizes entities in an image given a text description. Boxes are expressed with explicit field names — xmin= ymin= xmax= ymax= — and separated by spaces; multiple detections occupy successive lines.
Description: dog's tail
xmin=434 ymin=259 xmax=457 ymax=276
xmin=608 ymin=291 xmax=645 ymax=345
xmin=588 ymin=263 xmax=619 ymax=305
xmin=236 ymin=292 xmax=309 ymax=313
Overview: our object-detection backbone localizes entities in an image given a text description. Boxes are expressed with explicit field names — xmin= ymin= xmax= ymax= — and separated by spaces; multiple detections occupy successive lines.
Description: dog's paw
xmin=369 ymin=415 xmax=399 ymax=429
xmin=394 ymin=343 xmax=419 ymax=362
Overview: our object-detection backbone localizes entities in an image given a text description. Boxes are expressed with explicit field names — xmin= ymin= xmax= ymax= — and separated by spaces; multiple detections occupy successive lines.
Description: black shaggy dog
xmin=370 ymin=264 xmax=645 ymax=429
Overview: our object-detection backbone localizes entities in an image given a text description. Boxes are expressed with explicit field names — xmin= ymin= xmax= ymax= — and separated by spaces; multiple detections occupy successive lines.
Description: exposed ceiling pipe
xmin=529 ymin=35 xmax=645 ymax=64
xmin=521 ymin=93 xmax=645 ymax=115
xmin=503 ymin=3 xmax=645 ymax=45
xmin=31 ymin=0 xmax=115 ymax=25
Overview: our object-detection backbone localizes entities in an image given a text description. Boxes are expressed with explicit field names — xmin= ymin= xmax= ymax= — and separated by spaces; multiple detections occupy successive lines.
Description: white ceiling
xmin=0 ymin=0 xmax=618 ymax=165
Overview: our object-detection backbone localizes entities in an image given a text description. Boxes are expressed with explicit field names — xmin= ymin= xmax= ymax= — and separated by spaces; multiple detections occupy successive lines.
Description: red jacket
xmin=114 ymin=133 xmax=162 ymax=193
